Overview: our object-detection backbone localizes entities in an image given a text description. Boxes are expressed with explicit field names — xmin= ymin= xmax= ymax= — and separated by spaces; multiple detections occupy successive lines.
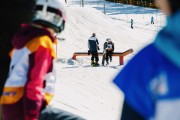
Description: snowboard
xmin=91 ymin=63 xmax=100 ymax=67
xmin=92 ymin=64 xmax=99 ymax=67
xmin=102 ymin=50 xmax=106 ymax=66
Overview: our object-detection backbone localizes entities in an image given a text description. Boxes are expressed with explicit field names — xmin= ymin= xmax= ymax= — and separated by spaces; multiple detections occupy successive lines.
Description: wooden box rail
xmin=72 ymin=48 xmax=133 ymax=65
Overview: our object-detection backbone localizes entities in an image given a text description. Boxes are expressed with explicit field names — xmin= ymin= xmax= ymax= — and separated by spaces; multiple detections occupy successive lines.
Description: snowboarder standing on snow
xmin=131 ymin=19 xmax=134 ymax=29
xmin=151 ymin=16 xmax=154 ymax=24
xmin=88 ymin=33 xmax=100 ymax=66
xmin=104 ymin=38 xmax=114 ymax=65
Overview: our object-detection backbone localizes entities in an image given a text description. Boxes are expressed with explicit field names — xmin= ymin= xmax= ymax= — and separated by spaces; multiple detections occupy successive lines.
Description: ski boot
xmin=92 ymin=62 xmax=99 ymax=67
xmin=92 ymin=63 xmax=99 ymax=67
xmin=91 ymin=60 xmax=95 ymax=66
xmin=95 ymin=63 xmax=99 ymax=66
xmin=106 ymin=61 xmax=109 ymax=66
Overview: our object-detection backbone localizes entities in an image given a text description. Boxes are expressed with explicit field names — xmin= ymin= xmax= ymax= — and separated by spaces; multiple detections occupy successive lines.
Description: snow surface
xmin=50 ymin=0 xmax=166 ymax=120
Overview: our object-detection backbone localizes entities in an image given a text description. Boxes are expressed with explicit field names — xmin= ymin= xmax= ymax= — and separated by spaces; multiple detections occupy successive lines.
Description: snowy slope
xmin=57 ymin=6 xmax=158 ymax=58
xmin=50 ymin=1 xmax=166 ymax=120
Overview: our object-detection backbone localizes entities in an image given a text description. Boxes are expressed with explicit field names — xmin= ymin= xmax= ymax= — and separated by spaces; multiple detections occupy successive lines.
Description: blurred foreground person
xmin=0 ymin=1 xmax=37 ymax=119
xmin=0 ymin=0 xmax=36 ymax=96
xmin=113 ymin=0 xmax=180 ymax=120
xmin=1 ymin=0 xmax=84 ymax=120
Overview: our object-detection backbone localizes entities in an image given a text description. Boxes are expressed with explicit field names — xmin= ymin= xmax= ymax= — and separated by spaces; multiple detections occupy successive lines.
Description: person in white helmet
xmin=1 ymin=0 xmax=84 ymax=120
xmin=102 ymin=38 xmax=114 ymax=66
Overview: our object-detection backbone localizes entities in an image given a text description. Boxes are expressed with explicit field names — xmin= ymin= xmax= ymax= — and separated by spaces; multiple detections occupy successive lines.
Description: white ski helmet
xmin=33 ymin=0 xmax=67 ymax=33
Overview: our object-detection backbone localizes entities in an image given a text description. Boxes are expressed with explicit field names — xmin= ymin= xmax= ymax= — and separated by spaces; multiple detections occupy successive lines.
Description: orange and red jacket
xmin=1 ymin=24 xmax=57 ymax=120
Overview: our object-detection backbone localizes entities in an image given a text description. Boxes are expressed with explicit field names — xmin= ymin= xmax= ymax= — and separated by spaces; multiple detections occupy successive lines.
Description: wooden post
xmin=82 ymin=0 xmax=84 ymax=7
xmin=72 ymin=54 xmax=77 ymax=60
xmin=120 ymin=56 xmax=124 ymax=65
xmin=104 ymin=0 xmax=106 ymax=14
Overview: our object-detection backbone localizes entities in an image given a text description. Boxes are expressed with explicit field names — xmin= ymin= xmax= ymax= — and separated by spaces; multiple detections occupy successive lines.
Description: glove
xmin=88 ymin=50 xmax=90 ymax=55
xmin=97 ymin=46 xmax=100 ymax=50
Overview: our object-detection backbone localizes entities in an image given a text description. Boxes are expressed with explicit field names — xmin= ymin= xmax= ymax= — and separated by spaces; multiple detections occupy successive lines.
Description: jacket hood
xmin=12 ymin=24 xmax=56 ymax=49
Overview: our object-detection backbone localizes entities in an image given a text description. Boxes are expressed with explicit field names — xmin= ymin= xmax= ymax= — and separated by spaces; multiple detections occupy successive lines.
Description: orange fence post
xmin=72 ymin=54 xmax=77 ymax=60
xmin=120 ymin=56 xmax=124 ymax=65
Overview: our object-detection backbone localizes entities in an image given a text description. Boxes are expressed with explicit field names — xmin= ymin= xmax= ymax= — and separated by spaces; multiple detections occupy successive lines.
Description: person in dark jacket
xmin=113 ymin=0 xmax=180 ymax=120
xmin=88 ymin=33 xmax=100 ymax=66
xmin=105 ymin=38 xmax=114 ymax=65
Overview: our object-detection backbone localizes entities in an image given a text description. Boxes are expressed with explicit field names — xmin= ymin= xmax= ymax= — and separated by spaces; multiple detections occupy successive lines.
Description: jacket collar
xmin=154 ymin=11 xmax=180 ymax=68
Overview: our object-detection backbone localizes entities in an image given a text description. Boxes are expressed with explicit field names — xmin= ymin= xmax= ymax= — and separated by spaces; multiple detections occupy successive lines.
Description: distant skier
xmin=88 ymin=33 xmax=100 ymax=66
xmin=105 ymin=38 xmax=114 ymax=65
xmin=151 ymin=16 xmax=154 ymax=24
xmin=131 ymin=19 xmax=134 ymax=29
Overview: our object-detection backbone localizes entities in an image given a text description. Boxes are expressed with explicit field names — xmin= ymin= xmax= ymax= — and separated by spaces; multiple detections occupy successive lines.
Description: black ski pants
xmin=106 ymin=51 xmax=113 ymax=63
xmin=90 ymin=51 xmax=99 ymax=63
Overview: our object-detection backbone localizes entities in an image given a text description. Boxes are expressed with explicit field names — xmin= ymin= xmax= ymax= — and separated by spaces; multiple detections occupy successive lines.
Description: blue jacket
xmin=113 ymin=11 xmax=180 ymax=120
xmin=88 ymin=36 xmax=99 ymax=52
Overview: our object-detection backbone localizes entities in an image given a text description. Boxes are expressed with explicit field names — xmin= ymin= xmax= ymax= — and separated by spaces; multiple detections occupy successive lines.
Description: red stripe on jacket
xmin=2 ymin=46 xmax=53 ymax=120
